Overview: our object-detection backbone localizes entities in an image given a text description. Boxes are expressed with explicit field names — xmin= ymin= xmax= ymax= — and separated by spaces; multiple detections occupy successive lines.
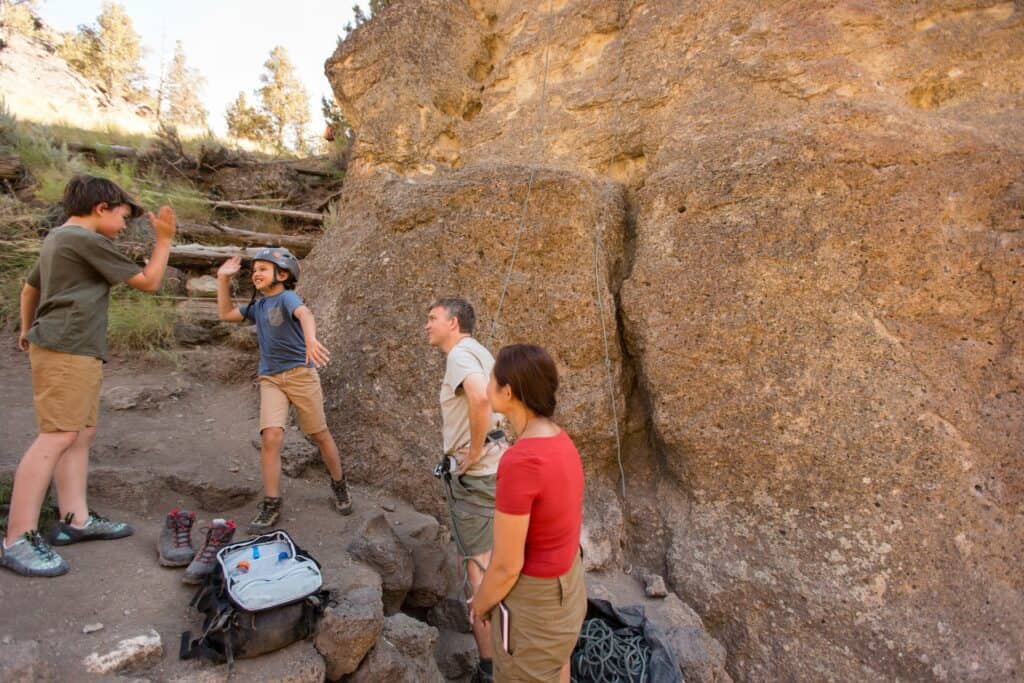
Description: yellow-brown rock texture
xmin=305 ymin=1 xmax=1024 ymax=680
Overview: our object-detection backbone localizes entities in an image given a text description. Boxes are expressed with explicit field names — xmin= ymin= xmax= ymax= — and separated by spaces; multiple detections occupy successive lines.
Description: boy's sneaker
xmin=47 ymin=511 xmax=134 ymax=546
xmin=246 ymin=497 xmax=282 ymax=535
xmin=0 ymin=530 xmax=70 ymax=577
xmin=157 ymin=509 xmax=196 ymax=567
xmin=330 ymin=476 xmax=353 ymax=516
xmin=182 ymin=519 xmax=235 ymax=585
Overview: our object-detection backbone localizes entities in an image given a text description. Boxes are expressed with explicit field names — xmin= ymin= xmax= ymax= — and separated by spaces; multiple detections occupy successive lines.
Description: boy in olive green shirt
xmin=1 ymin=175 xmax=176 ymax=578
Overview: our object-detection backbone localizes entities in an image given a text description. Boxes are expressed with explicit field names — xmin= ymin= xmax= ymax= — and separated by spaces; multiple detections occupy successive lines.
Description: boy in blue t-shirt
xmin=216 ymin=248 xmax=351 ymax=533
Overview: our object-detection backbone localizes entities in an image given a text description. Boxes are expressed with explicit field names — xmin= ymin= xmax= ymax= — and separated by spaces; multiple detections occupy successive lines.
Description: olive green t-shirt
xmin=25 ymin=225 xmax=142 ymax=361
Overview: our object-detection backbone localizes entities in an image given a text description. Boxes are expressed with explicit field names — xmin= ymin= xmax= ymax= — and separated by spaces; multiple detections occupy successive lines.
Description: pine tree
xmin=257 ymin=46 xmax=309 ymax=152
xmin=59 ymin=2 xmax=146 ymax=100
xmin=161 ymin=40 xmax=208 ymax=129
xmin=321 ymin=95 xmax=352 ymax=142
xmin=224 ymin=92 xmax=272 ymax=146
xmin=343 ymin=0 xmax=393 ymax=34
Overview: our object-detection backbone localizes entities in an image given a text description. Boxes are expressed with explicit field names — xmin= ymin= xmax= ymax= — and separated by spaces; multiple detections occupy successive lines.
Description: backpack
xmin=179 ymin=530 xmax=330 ymax=666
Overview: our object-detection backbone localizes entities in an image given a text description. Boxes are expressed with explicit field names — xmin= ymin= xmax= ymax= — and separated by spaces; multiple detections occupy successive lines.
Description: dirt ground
xmin=0 ymin=335 xmax=422 ymax=680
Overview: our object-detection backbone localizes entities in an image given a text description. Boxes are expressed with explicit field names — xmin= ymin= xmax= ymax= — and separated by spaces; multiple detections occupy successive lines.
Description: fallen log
xmin=64 ymin=141 xmax=137 ymax=159
xmin=0 ymin=154 xmax=24 ymax=180
xmin=208 ymin=200 xmax=323 ymax=223
xmin=175 ymin=221 xmax=316 ymax=256
xmin=122 ymin=242 xmax=269 ymax=269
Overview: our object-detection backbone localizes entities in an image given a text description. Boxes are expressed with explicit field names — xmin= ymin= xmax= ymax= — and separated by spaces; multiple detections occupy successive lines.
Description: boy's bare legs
xmin=466 ymin=551 xmax=494 ymax=661
xmin=308 ymin=429 xmax=342 ymax=480
xmin=260 ymin=427 xmax=285 ymax=497
xmin=53 ymin=427 xmax=95 ymax=526
xmin=5 ymin=431 xmax=77 ymax=544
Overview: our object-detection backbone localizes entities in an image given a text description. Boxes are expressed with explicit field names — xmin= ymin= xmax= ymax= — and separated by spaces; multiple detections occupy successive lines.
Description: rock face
xmin=306 ymin=1 xmax=1024 ymax=680
xmin=346 ymin=513 xmax=415 ymax=614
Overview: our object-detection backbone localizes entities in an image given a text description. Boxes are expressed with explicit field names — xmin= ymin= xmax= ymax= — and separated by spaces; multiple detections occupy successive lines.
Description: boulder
xmin=392 ymin=510 xmax=451 ymax=609
xmin=349 ymin=615 xmax=444 ymax=683
xmin=433 ymin=630 xmax=478 ymax=680
xmin=312 ymin=0 xmax=1024 ymax=679
xmin=314 ymin=585 xmax=384 ymax=680
xmin=185 ymin=275 xmax=219 ymax=297
xmin=346 ymin=513 xmax=414 ymax=614
xmin=166 ymin=640 xmax=325 ymax=683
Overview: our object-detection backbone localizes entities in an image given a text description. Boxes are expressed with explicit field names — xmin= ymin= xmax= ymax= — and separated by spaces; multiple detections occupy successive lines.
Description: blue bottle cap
xmin=278 ymin=551 xmax=288 ymax=561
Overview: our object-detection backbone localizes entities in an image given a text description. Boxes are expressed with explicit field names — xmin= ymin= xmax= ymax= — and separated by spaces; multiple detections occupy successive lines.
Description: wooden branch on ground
xmin=0 ymin=155 xmax=23 ymax=180
xmin=63 ymin=141 xmax=137 ymax=159
xmin=175 ymin=221 xmax=316 ymax=256
xmin=122 ymin=242 xmax=272 ymax=269
xmin=208 ymin=200 xmax=323 ymax=223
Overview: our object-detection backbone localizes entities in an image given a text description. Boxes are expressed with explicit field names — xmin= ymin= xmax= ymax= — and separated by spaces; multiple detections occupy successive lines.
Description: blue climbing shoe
xmin=47 ymin=511 xmax=134 ymax=546
xmin=0 ymin=530 xmax=70 ymax=577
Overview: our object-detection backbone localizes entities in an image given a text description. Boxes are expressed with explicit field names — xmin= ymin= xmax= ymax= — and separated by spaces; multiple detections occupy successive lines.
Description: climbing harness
xmin=571 ymin=617 xmax=653 ymax=683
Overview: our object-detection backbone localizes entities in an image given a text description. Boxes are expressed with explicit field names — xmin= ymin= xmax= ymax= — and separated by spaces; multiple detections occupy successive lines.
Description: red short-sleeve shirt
xmin=495 ymin=430 xmax=584 ymax=578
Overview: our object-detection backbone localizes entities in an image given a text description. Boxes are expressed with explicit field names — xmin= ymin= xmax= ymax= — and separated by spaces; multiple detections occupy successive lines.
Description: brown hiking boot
xmin=182 ymin=519 xmax=235 ymax=584
xmin=157 ymin=509 xmax=195 ymax=567
xmin=246 ymin=497 xmax=282 ymax=535
xmin=330 ymin=476 xmax=353 ymax=516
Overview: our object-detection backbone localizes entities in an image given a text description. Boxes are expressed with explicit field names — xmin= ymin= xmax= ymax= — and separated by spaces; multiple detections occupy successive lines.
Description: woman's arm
xmin=471 ymin=510 xmax=530 ymax=622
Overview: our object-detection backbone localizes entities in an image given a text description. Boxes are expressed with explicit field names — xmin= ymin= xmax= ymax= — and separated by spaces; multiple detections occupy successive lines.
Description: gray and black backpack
xmin=180 ymin=530 xmax=330 ymax=665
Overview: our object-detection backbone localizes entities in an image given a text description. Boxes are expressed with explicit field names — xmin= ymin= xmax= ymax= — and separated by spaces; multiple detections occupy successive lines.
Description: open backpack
xmin=179 ymin=530 xmax=330 ymax=666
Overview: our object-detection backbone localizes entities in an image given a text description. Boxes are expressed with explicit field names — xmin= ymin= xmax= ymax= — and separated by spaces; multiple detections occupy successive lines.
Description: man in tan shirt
xmin=426 ymin=297 xmax=505 ymax=682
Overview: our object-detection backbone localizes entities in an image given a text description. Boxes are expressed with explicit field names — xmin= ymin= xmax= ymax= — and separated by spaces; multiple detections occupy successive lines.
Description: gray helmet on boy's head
xmin=253 ymin=247 xmax=300 ymax=282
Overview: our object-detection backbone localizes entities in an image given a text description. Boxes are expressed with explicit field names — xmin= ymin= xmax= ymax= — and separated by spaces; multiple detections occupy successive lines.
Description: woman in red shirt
xmin=469 ymin=344 xmax=586 ymax=682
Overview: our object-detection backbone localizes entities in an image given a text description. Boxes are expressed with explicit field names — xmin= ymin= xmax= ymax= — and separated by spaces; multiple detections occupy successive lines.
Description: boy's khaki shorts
xmin=29 ymin=344 xmax=102 ymax=433
xmin=259 ymin=365 xmax=328 ymax=435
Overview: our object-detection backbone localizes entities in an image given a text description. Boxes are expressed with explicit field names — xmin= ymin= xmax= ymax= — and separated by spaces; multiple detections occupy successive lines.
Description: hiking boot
xmin=246 ymin=497 xmax=282 ymax=535
xmin=157 ymin=509 xmax=196 ymax=567
xmin=182 ymin=519 xmax=236 ymax=585
xmin=47 ymin=510 xmax=134 ymax=546
xmin=0 ymin=530 xmax=70 ymax=577
xmin=330 ymin=476 xmax=353 ymax=516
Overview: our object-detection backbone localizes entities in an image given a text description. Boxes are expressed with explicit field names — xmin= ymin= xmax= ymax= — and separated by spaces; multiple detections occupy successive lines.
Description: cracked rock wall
xmin=304 ymin=1 xmax=1024 ymax=680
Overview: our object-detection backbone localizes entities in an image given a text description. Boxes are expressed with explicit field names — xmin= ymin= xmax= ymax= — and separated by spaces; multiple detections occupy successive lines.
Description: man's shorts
xmin=258 ymin=365 xmax=328 ymax=435
xmin=450 ymin=473 xmax=497 ymax=557
xmin=29 ymin=344 xmax=102 ymax=433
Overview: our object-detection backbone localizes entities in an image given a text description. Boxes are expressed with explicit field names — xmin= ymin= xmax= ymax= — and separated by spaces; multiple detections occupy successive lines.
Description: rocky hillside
xmin=303 ymin=1 xmax=1023 ymax=681
xmin=0 ymin=31 xmax=157 ymax=135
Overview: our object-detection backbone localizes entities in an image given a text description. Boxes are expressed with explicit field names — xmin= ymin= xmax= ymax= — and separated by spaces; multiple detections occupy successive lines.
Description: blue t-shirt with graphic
xmin=240 ymin=290 xmax=311 ymax=376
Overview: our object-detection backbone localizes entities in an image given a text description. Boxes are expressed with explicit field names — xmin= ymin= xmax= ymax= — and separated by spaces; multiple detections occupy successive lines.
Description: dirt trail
xmin=0 ymin=336 xmax=420 ymax=680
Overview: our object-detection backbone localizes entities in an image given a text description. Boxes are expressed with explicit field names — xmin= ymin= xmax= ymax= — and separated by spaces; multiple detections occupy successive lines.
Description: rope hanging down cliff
xmin=485 ymin=0 xmax=632 ymax=501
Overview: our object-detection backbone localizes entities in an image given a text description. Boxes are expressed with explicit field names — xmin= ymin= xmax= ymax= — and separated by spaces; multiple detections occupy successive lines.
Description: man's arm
xmin=125 ymin=206 xmax=176 ymax=292
xmin=215 ymin=256 xmax=245 ymax=322
xmin=293 ymin=305 xmax=331 ymax=368
xmin=457 ymin=373 xmax=492 ymax=474
xmin=17 ymin=282 xmax=40 ymax=351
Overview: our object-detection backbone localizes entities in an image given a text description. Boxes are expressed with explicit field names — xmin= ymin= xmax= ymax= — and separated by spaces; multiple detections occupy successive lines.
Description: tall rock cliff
xmin=304 ymin=1 xmax=1024 ymax=680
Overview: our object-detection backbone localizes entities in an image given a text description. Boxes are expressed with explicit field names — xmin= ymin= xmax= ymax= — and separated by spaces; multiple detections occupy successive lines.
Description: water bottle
xmin=252 ymin=545 xmax=260 ymax=560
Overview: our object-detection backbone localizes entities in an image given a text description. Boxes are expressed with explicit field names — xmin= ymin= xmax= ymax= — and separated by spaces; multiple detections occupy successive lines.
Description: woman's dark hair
xmin=493 ymin=344 xmax=559 ymax=417
xmin=63 ymin=175 xmax=144 ymax=219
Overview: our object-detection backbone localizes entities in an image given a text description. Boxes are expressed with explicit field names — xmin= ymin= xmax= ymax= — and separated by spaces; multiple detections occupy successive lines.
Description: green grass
xmin=107 ymin=288 xmax=178 ymax=353
xmin=0 ymin=234 xmax=40 ymax=329
xmin=0 ymin=473 xmax=61 ymax=536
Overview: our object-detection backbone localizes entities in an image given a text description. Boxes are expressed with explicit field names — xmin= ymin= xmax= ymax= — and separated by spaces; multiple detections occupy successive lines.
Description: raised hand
xmin=149 ymin=206 xmax=177 ymax=240
xmin=218 ymin=255 xmax=243 ymax=279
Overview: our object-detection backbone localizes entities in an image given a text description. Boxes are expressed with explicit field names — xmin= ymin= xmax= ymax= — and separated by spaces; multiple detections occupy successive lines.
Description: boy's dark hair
xmin=63 ymin=175 xmax=144 ymax=220
xmin=430 ymin=297 xmax=476 ymax=334
xmin=493 ymin=344 xmax=559 ymax=418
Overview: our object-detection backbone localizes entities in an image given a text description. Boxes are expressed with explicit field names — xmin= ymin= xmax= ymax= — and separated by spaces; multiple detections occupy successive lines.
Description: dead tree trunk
xmin=175 ymin=222 xmax=316 ymax=256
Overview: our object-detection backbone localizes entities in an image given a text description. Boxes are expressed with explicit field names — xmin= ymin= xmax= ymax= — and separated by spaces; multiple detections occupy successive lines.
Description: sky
xmin=39 ymin=0 xmax=360 ymax=137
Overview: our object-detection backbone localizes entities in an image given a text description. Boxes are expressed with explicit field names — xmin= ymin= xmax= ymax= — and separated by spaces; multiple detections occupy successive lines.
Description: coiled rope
xmin=571 ymin=617 xmax=652 ymax=683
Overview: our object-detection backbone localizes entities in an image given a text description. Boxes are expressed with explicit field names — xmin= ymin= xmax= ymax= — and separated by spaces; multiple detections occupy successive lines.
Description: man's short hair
xmin=63 ymin=175 xmax=144 ymax=219
xmin=430 ymin=297 xmax=476 ymax=335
